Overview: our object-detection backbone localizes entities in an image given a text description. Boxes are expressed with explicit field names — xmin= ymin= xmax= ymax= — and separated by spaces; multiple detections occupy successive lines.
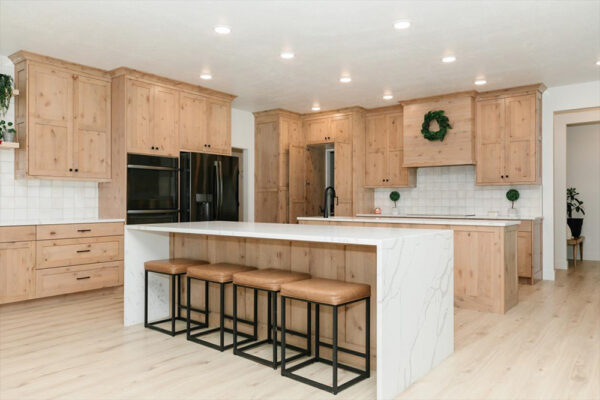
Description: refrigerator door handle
xmin=219 ymin=160 xmax=224 ymax=213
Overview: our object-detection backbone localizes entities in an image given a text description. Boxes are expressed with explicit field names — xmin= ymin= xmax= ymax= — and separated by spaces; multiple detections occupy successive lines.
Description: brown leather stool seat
xmin=144 ymin=258 xmax=208 ymax=275
xmin=144 ymin=258 xmax=208 ymax=337
xmin=280 ymin=278 xmax=370 ymax=305
xmin=232 ymin=268 xmax=310 ymax=291
xmin=187 ymin=263 xmax=256 ymax=283
xmin=232 ymin=268 xmax=311 ymax=369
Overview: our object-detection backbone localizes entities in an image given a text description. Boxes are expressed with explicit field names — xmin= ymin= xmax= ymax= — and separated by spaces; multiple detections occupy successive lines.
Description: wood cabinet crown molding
xmin=476 ymin=83 xmax=546 ymax=100
xmin=9 ymin=50 xmax=111 ymax=81
xmin=109 ymin=67 xmax=236 ymax=101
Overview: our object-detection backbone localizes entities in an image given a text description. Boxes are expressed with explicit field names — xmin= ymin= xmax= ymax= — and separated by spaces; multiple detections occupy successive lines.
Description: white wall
xmin=566 ymin=122 xmax=600 ymax=261
xmin=230 ymin=108 xmax=255 ymax=222
xmin=374 ymin=166 xmax=542 ymax=217
xmin=542 ymin=80 xmax=600 ymax=278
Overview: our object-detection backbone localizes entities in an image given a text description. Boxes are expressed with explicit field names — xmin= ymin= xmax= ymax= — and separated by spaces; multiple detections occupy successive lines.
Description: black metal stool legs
xmin=281 ymin=296 xmax=371 ymax=395
xmin=144 ymin=270 xmax=205 ymax=336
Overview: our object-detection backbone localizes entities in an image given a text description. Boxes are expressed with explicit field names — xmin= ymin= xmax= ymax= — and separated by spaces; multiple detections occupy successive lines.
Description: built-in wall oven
xmin=126 ymin=154 xmax=179 ymax=224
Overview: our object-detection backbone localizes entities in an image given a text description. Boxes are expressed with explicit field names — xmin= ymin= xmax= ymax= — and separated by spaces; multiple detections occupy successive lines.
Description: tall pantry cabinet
xmin=9 ymin=51 xmax=112 ymax=181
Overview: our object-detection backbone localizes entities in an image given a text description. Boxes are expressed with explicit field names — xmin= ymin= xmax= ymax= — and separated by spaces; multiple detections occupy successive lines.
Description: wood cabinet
xmin=0 ymin=236 xmax=36 ymax=304
xmin=0 ymin=222 xmax=124 ymax=304
xmin=10 ymin=51 xmax=112 ymax=181
xmin=306 ymin=117 xmax=331 ymax=144
xmin=179 ymin=93 xmax=231 ymax=155
xmin=516 ymin=219 xmax=543 ymax=284
xmin=402 ymin=92 xmax=476 ymax=167
xmin=254 ymin=110 xmax=303 ymax=223
xmin=365 ymin=108 xmax=415 ymax=187
xmin=476 ymin=85 xmax=544 ymax=185
xmin=125 ymin=79 xmax=179 ymax=157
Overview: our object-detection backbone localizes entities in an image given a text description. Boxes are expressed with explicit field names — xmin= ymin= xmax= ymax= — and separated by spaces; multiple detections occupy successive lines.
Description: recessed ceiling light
xmin=311 ymin=105 xmax=321 ymax=111
xmin=442 ymin=56 xmax=456 ymax=63
xmin=383 ymin=93 xmax=394 ymax=100
xmin=339 ymin=76 xmax=352 ymax=83
xmin=596 ymin=60 xmax=600 ymax=66
xmin=214 ymin=25 xmax=231 ymax=35
xmin=393 ymin=20 xmax=411 ymax=30
xmin=280 ymin=52 xmax=295 ymax=59
xmin=474 ymin=79 xmax=487 ymax=85
xmin=200 ymin=73 xmax=212 ymax=80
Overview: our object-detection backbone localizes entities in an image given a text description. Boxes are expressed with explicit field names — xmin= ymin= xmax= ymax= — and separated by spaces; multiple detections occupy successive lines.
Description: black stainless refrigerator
xmin=180 ymin=152 xmax=240 ymax=222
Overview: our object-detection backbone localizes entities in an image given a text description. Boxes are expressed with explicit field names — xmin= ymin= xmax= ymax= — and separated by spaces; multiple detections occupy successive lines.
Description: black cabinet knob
xmin=208 ymin=144 xmax=211 ymax=148
xmin=75 ymin=169 xmax=78 ymax=172
xmin=69 ymin=168 xmax=73 ymax=172
xmin=506 ymin=175 xmax=509 ymax=178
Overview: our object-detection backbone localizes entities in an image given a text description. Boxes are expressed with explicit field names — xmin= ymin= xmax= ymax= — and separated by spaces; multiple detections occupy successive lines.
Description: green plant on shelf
xmin=389 ymin=191 xmax=400 ymax=208
xmin=567 ymin=187 xmax=585 ymax=218
xmin=0 ymin=74 xmax=13 ymax=117
xmin=0 ymin=120 xmax=16 ymax=141
xmin=506 ymin=189 xmax=519 ymax=209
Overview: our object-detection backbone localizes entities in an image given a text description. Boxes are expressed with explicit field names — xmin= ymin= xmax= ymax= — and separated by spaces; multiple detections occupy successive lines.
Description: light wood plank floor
xmin=1 ymin=261 xmax=598 ymax=400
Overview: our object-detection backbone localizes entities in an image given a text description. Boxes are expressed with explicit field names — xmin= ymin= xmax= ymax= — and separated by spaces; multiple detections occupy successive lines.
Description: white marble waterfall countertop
xmin=125 ymin=220 xmax=446 ymax=245
xmin=297 ymin=216 xmax=521 ymax=227
xmin=0 ymin=218 xmax=125 ymax=227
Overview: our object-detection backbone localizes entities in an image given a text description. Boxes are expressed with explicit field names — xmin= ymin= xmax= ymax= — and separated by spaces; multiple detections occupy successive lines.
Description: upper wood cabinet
xmin=206 ymin=98 xmax=232 ymax=155
xmin=365 ymin=109 xmax=415 ymax=187
xmin=125 ymin=79 xmax=179 ymax=157
xmin=179 ymin=93 xmax=231 ymax=155
xmin=306 ymin=117 xmax=331 ymax=144
xmin=9 ymin=51 xmax=112 ymax=181
xmin=476 ymin=85 xmax=544 ymax=185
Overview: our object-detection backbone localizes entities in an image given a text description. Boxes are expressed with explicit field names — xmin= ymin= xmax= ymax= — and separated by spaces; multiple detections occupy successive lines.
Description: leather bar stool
xmin=280 ymin=278 xmax=371 ymax=395
xmin=232 ymin=268 xmax=311 ymax=369
xmin=144 ymin=258 xmax=208 ymax=336
xmin=186 ymin=263 xmax=257 ymax=351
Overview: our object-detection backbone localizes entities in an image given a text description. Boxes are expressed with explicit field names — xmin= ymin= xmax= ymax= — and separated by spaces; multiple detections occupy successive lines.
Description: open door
xmin=289 ymin=145 xmax=307 ymax=224
xmin=334 ymin=141 xmax=353 ymax=216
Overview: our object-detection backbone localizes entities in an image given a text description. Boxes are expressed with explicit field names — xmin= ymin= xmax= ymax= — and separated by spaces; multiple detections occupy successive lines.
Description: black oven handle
xmin=127 ymin=209 xmax=179 ymax=214
xmin=127 ymin=164 xmax=178 ymax=171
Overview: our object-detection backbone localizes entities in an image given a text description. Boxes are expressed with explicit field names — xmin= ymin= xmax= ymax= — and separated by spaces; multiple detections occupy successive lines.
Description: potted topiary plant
xmin=389 ymin=191 xmax=400 ymax=215
xmin=0 ymin=74 xmax=13 ymax=117
xmin=0 ymin=120 xmax=16 ymax=143
xmin=567 ymin=187 xmax=585 ymax=238
xmin=506 ymin=189 xmax=520 ymax=217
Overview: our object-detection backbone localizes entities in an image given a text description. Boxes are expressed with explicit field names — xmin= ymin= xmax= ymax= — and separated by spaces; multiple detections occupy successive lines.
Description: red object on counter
xmin=374 ymin=208 xmax=382 ymax=214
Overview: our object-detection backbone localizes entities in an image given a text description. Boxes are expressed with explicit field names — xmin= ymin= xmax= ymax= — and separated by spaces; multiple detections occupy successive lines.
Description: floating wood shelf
xmin=0 ymin=142 xmax=20 ymax=149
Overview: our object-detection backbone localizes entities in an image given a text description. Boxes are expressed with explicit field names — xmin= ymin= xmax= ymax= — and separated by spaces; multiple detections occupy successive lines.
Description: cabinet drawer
xmin=0 ymin=226 xmax=36 ymax=243
xmin=36 ymin=236 xmax=123 ymax=269
xmin=36 ymin=222 xmax=123 ymax=240
xmin=518 ymin=220 xmax=532 ymax=233
xmin=35 ymin=261 xmax=122 ymax=298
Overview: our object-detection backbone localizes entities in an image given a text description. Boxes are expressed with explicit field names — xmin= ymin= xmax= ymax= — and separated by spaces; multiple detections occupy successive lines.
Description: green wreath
xmin=421 ymin=110 xmax=452 ymax=141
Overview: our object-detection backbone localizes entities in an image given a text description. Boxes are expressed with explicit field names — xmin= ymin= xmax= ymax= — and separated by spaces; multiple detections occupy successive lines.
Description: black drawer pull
xmin=76 ymin=249 xmax=91 ymax=253
xmin=76 ymin=276 xmax=91 ymax=280
xmin=77 ymin=229 xmax=92 ymax=233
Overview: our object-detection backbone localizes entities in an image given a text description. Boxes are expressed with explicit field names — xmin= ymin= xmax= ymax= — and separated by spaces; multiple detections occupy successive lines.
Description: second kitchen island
xmin=124 ymin=221 xmax=453 ymax=399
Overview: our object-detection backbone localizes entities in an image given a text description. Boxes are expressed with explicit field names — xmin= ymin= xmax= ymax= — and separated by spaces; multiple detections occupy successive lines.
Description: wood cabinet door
xmin=206 ymin=98 xmax=231 ymax=155
xmin=505 ymin=94 xmax=537 ymax=184
xmin=386 ymin=112 xmax=413 ymax=187
xmin=517 ymin=231 xmax=532 ymax=278
xmin=306 ymin=118 xmax=331 ymax=144
xmin=334 ymin=141 xmax=353 ymax=205
xmin=255 ymin=121 xmax=279 ymax=190
xmin=365 ymin=114 xmax=387 ymax=186
xmin=0 ymin=241 xmax=36 ymax=304
xmin=476 ymin=99 xmax=505 ymax=184
xmin=331 ymin=115 xmax=351 ymax=142
xmin=73 ymin=75 xmax=111 ymax=179
xmin=153 ymin=85 xmax=179 ymax=156
xmin=289 ymin=145 xmax=307 ymax=223
xmin=179 ymin=92 xmax=207 ymax=152
xmin=126 ymin=79 xmax=154 ymax=155
xmin=28 ymin=63 xmax=74 ymax=177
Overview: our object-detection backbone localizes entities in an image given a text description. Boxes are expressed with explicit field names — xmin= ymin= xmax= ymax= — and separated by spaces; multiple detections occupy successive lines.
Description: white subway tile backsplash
xmin=374 ymin=166 xmax=542 ymax=217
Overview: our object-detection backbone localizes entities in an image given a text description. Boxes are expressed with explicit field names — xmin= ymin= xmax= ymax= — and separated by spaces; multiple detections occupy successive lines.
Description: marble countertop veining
xmin=356 ymin=213 xmax=542 ymax=221
xmin=0 ymin=218 xmax=125 ymax=227
xmin=125 ymin=220 xmax=448 ymax=246
xmin=298 ymin=215 xmax=521 ymax=227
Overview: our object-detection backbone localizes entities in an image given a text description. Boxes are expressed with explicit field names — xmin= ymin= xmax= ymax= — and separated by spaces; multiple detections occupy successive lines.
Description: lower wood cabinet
xmin=0 ymin=240 xmax=36 ymax=304
xmin=516 ymin=219 xmax=542 ymax=283
xmin=36 ymin=261 xmax=122 ymax=298
xmin=0 ymin=222 xmax=124 ymax=304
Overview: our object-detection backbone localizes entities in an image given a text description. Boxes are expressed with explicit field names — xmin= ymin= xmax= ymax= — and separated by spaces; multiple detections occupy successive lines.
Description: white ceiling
xmin=1 ymin=1 xmax=599 ymax=113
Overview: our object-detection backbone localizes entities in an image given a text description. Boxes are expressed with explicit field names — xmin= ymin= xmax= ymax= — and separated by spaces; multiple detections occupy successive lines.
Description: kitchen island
xmin=299 ymin=216 xmax=521 ymax=314
xmin=124 ymin=221 xmax=453 ymax=399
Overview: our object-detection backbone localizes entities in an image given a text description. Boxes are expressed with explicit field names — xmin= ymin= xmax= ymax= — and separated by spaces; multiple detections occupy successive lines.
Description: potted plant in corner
xmin=389 ymin=191 xmax=400 ymax=215
xmin=0 ymin=74 xmax=13 ymax=118
xmin=506 ymin=189 xmax=520 ymax=217
xmin=567 ymin=187 xmax=585 ymax=238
